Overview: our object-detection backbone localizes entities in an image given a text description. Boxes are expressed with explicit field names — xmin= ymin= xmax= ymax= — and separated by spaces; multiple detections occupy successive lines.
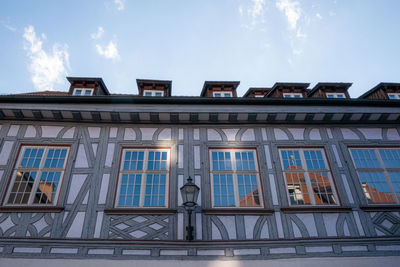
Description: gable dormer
xmin=200 ymin=81 xmax=239 ymax=98
xmin=308 ymin=83 xmax=352 ymax=99
xmin=67 ymin=77 xmax=109 ymax=96
xmin=243 ymin=87 xmax=271 ymax=98
xmin=266 ymin=83 xmax=310 ymax=98
xmin=359 ymin=83 xmax=400 ymax=100
xmin=137 ymin=79 xmax=172 ymax=97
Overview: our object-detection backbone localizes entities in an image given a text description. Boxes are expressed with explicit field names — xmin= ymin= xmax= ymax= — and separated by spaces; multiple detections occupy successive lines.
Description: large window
xmin=143 ymin=90 xmax=164 ymax=97
xmin=213 ymin=91 xmax=232 ymax=98
xmin=5 ymin=145 xmax=69 ymax=206
xmin=73 ymin=88 xmax=93 ymax=96
xmin=116 ymin=148 xmax=170 ymax=207
xmin=349 ymin=148 xmax=400 ymax=204
xmin=279 ymin=148 xmax=338 ymax=206
xmin=283 ymin=93 xmax=303 ymax=98
xmin=209 ymin=149 xmax=263 ymax=208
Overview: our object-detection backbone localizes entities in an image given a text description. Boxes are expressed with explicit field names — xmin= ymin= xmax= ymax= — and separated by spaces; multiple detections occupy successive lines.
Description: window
xmin=326 ymin=93 xmax=346 ymax=98
xmin=283 ymin=93 xmax=303 ymax=98
xmin=279 ymin=148 xmax=339 ymax=206
xmin=116 ymin=148 xmax=170 ymax=207
xmin=143 ymin=90 xmax=164 ymax=97
xmin=209 ymin=149 xmax=263 ymax=208
xmin=4 ymin=146 xmax=69 ymax=206
xmin=213 ymin=91 xmax=232 ymax=98
xmin=388 ymin=93 xmax=400 ymax=100
xmin=73 ymin=88 xmax=93 ymax=96
xmin=349 ymin=148 xmax=400 ymax=204
xmin=254 ymin=94 xmax=265 ymax=98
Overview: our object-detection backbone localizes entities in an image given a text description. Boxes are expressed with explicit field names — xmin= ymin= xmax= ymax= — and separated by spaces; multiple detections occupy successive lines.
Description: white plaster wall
xmin=158 ymin=128 xmax=171 ymax=140
xmin=341 ymin=128 xmax=359 ymax=139
xmin=66 ymin=212 xmax=85 ymax=238
xmin=358 ymin=128 xmax=382 ymax=139
xmin=222 ymin=129 xmax=239 ymax=141
xmin=387 ymin=128 xmax=400 ymax=140
xmin=7 ymin=125 xmax=20 ymax=136
xmin=124 ymin=128 xmax=136 ymax=140
xmin=74 ymin=144 xmax=89 ymax=168
xmin=207 ymin=129 xmax=222 ymax=141
xmin=140 ymin=128 xmax=157 ymax=141
xmin=309 ymin=129 xmax=322 ymax=140
xmin=274 ymin=128 xmax=289 ymax=140
xmin=88 ymin=127 xmax=101 ymax=138
xmin=288 ymin=128 xmax=304 ymax=140
xmin=0 ymin=141 xmax=14 ymax=165
xmin=41 ymin=126 xmax=63 ymax=138
xmin=24 ymin=125 xmax=36 ymax=138
xmin=67 ymin=175 xmax=88 ymax=204
xmin=241 ymin=129 xmax=255 ymax=141
xmin=323 ymin=213 xmax=339 ymax=237
xmin=62 ymin=127 xmax=75 ymax=138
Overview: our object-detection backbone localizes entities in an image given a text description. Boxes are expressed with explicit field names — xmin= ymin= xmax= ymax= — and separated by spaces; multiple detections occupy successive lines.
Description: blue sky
xmin=0 ymin=0 xmax=399 ymax=97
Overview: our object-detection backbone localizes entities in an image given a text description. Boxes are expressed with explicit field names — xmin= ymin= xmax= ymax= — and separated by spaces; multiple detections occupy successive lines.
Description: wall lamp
xmin=180 ymin=176 xmax=200 ymax=241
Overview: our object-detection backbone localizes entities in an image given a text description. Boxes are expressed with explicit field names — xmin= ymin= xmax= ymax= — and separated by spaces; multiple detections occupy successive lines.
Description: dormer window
xmin=143 ymin=90 xmax=164 ymax=97
xmin=73 ymin=88 xmax=93 ymax=96
xmin=254 ymin=95 xmax=264 ymax=98
xmin=388 ymin=93 xmax=400 ymax=100
xmin=283 ymin=93 xmax=303 ymax=98
xmin=326 ymin=93 xmax=346 ymax=98
xmin=213 ymin=91 xmax=232 ymax=98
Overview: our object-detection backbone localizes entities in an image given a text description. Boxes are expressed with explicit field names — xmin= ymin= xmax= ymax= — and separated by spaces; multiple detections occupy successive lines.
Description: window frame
xmin=326 ymin=93 xmax=346 ymax=98
xmin=348 ymin=147 xmax=400 ymax=205
xmin=278 ymin=147 xmax=340 ymax=206
xmin=143 ymin=90 xmax=164 ymax=97
xmin=388 ymin=93 xmax=400 ymax=100
xmin=208 ymin=147 xmax=264 ymax=209
xmin=3 ymin=144 xmax=71 ymax=207
xmin=213 ymin=91 xmax=232 ymax=98
xmin=114 ymin=147 xmax=171 ymax=208
xmin=283 ymin=93 xmax=303 ymax=98
xmin=73 ymin=88 xmax=94 ymax=96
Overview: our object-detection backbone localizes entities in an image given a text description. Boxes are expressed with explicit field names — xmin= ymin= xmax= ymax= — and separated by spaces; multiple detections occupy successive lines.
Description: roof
xmin=136 ymin=79 xmax=172 ymax=97
xmin=266 ymin=82 xmax=310 ymax=97
xmin=308 ymin=82 xmax=352 ymax=97
xmin=8 ymin=91 xmax=69 ymax=96
xmin=243 ymin=87 xmax=271 ymax=97
xmin=67 ymin=77 xmax=110 ymax=95
xmin=200 ymin=81 xmax=240 ymax=97
xmin=359 ymin=82 xmax=400 ymax=99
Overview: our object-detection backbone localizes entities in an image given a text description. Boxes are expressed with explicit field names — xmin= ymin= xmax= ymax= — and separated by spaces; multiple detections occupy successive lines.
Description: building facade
xmin=0 ymin=78 xmax=399 ymax=266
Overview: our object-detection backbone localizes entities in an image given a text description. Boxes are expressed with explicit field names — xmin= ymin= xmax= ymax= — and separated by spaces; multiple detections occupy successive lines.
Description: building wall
xmin=0 ymin=121 xmax=399 ymax=259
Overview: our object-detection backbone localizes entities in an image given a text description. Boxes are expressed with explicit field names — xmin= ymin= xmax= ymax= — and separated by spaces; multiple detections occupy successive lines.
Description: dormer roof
xmin=359 ymin=82 xmax=400 ymax=99
xmin=200 ymin=81 xmax=240 ymax=97
xmin=266 ymin=82 xmax=310 ymax=98
xmin=136 ymin=79 xmax=172 ymax=97
xmin=308 ymin=82 xmax=352 ymax=98
xmin=67 ymin=77 xmax=109 ymax=95
xmin=243 ymin=87 xmax=271 ymax=98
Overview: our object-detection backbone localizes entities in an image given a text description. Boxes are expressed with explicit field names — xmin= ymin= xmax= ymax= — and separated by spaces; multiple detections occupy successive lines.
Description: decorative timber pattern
xmin=370 ymin=212 xmax=400 ymax=236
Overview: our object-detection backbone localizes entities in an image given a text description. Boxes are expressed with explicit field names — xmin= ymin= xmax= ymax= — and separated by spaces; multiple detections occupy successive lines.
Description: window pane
xmin=379 ymin=149 xmax=400 ymax=169
xmin=7 ymin=171 xmax=36 ymax=204
xmin=212 ymin=151 xmax=232 ymax=171
xmin=144 ymin=174 xmax=166 ymax=207
xmin=304 ymin=150 xmax=326 ymax=170
xmin=145 ymin=92 xmax=152 ymax=96
xmin=213 ymin=174 xmax=235 ymax=207
xmin=284 ymin=172 xmax=310 ymax=205
xmin=238 ymin=174 xmax=260 ymax=207
xmin=388 ymin=172 xmax=400 ymax=203
xmin=33 ymin=171 xmax=61 ymax=204
xmin=118 ymin=174 xmax=142 ymax=207
xmin=20 ymin=148 xmax=44 ymax=168
xmin=84 ymin=90 xmax=92 ymax=96
xmin=359 ymin=172 xmax=394 ymax=204
xmin=351 ymin=149 xmax=380 ymax=169
xmin=309 ymin=172 xmax=336 ymax=205
xmin=123 ymin=151 xmax=144 ymax=170
xmin=281 ymin=150 xmax=302 ymax=170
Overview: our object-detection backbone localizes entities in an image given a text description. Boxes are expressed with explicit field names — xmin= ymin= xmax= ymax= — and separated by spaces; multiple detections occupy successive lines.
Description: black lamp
xmin=180 ymin=176 xmax=200 ymax=240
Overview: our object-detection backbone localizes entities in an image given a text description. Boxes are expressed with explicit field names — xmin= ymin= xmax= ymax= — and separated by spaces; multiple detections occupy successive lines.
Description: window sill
xmin=0 ymin=206 xmax=64 ymax=213
xmin=359 ymin=205 xmax=400 ymax=211
xmin=104 ymin=208 xmax=177 ymax=215
xmin=202 ymin=208 xmax=274 ymax=215
xmin=281 ymin=206 xmax=352 ymax=213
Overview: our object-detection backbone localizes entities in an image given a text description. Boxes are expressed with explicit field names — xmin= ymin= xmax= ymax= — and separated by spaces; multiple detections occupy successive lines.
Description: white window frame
xmin=388 ymin=93 xmax=400 ymax=100
xmin=283 ymin=93 xmax=303 ymax=98
xmin=326 ymin=93 xmax=346 ymax=98
xmin=143 ymin=90 xmax=164 ymax=97
xmin=278 ymin=148 xmax=339 ymax=206
xmin=213 ymin=91 xmax=232 ymax=98
xmin=254 ymin=94 xmax=265 ymax=98
xmin=209 ymin=148 xmax=264 ymax=208
xmin=4 ymin=145 xmax=70 ymax=206
xmin=73 ymin=88 xmax=94 ymax=96
xmin=349 ymin=147 xmax=400 ymax=204
xmin=115 ymin=148 xmax=170 ymax=208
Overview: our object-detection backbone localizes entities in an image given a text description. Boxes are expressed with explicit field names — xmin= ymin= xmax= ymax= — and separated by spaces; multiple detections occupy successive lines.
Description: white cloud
xmin=249 ymin=0 xmax=267 ymax=24
xmin=114 ymin=0 xmax=125 ymax=11
xmin=2 ymin=22 xmax=16 ymax=32
xmin=96 ymin=41 xmax=120 ymax=60
xmin=23 ymin=25 xmax=69 ymax=91
xmin=316 ymin=13 xmax=322 ymax=19
xmin=296 ymin=29 xmax=307 ymax=39
xmin=91 ymin=26 xmax=104 ymax=40
xmin=239 ymin=6 xmax=244 ymax=17
xmin=276 ymin=0 xmax=302 ymax=30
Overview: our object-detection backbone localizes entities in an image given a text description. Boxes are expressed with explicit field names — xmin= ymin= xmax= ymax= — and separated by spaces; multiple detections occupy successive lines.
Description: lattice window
xmin=213 ymin=91 xmax=232 ymax=98
xmin=279 ymin=148 xmax=339 ymax=206
xmin=116 ymin=148 xmax=170 ymax=207
xmin=326 ymin=93 xmax=346 ymax=98
xmin=349 ymin=148 xmax=400 ymax=204
xmin=209 ymin=149 xmax=263 ymax=208
xmin=283 ymin=93 xmax=303 ymax=98
xmin=5 ymin=146 xmax=69 ymax=205
xmin=73 ymin=88 xmax=93 ymax=96
xmin=143 ymin=90 xmax=164 ymax=97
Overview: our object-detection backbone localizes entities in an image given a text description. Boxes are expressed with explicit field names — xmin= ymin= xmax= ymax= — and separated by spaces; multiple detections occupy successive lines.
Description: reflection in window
xmin=6 ymin=146 xmax=69 ymax=205
xmin=279 ymin=148 xmax=338 ymax=206
xmin=350 ymin=148 xmax=400 ymax=204
xmin=143 ymin=90 xmax=164 ymax=97
xmin=117 ymin=149 xmax=170 ymax=207
xmin=210 ymin=149 xmax=262 ymax=208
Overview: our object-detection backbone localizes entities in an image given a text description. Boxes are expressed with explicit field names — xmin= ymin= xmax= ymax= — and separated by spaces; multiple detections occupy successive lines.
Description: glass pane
xmin=281 ymin=150 xmax=302 ymax=170
xmin=147 ymin=151 xmax=168 ymax=171
xmin=84 ymin=90 xmax=92 ymax=96
xmin=143 ymin=174 xmax=166 ymax=207
xmin=44 ymin=148 xmax=67 ymax=169
xmin=33 ymin=171 xmax=61 ymax=204
xmin=238 ymin=174 xmax=260 ymax=207
xmin=351 ymin=149 xmax=380 ymax=169
xmin=235 ymin=151 xmax=256 ymax=171
xmin=285 ymin=172 xmax=310 ymax=205
xmin=123 ymin=151 xmax=144 ymax=170
xmin=309 ymin=172 xmax=336 ymax=205
xmin=212 ymin=151 xmax=232 ymax=171
xmin=359 ymin=172 xmax=395 ymax=204
xmin=379 ymin=149 xmax=400 ymax=169
xmin=20 ymin=148 xmax=44 ymax=168
xmin=213 ymin=174 xmax=235 ymax=207
xmin=118 ymin=174 xmax=142 ymax=207
xmin=304 ymin=150 xmax=326 ymax=170
xmin=388 ymin=172 xmax=400 ymax=203
xmin=7 ymin=171 xmax=36 ymax=204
